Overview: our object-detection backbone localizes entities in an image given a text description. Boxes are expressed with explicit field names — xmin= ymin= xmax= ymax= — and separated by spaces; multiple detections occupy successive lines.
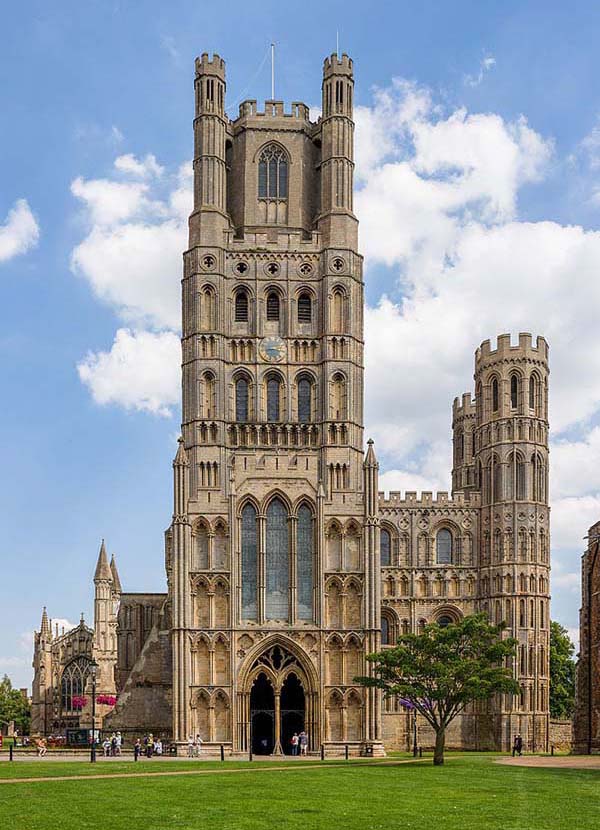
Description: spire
xmin=80 ymin=612 xmax=85 ymax=626
xmin=110 ymin=554 xmax=122 ymax=594
xmin=173 ymin=436 xmax=189 ymax=467
xmin=94 ymin=539 xmax=113 ymax=582
xmin=364 ymin=438 xmax=378 ymax=468
xmin=40 ymin=607 xmax=49 ymax=636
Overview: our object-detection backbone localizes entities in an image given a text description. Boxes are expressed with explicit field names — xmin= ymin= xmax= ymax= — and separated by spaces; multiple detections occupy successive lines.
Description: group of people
xmin=187 ymin=734 xmax=203 ymax=757
xmin=290 ymin=731 xmax=308 ymax=756
xmin=133 ymin=734 xmax=163 ymax=760
xmin=102 ymin=732 xmax=122 ymax=756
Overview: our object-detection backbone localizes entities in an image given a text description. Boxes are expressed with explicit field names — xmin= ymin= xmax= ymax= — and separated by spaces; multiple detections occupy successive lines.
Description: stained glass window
xmin=298 ymin=378 xmax=312 ymax=422
xmin=380 ymin=529 xmax=391 ymax=566
xmin=381 ymin=616 xmax=390 ymax=645
xmin=241 ymin=504 xmax=258 ymax=620
xmin=266 ymin=498 xmax=289 ymax=620
xmin=61 ymin=657 xmax=91 ymax=712
xmin=267 ymin=377 xmax=280 ymax=422
xmin=236 ymin=378 xmax=249 ymax=422
xmin=436 ymin=529 xmax=452 ymax=565
xmin=297 ymin=504 xmax=313 ymax=621
xmin=258 ymin=145 xmax=288 ymax=199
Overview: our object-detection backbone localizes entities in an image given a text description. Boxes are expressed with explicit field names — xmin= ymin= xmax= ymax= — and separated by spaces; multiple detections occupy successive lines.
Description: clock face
xmin=259 ymin=336 xmax=286 ymax=363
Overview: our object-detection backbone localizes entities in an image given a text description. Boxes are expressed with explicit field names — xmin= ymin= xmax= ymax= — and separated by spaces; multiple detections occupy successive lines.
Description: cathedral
xmin=31 ymin=52 xmax=551 ymax=754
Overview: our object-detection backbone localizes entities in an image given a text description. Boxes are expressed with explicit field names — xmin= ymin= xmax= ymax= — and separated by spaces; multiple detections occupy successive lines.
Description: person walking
xmin=187 ymin=734 xmax=194 ymax=758
xmin=195 ymin=734 xmax=203 ymax=757
xmin=116 ymin=731 xmax=122 ymax=756
xmin=291 ymin=733 xmax=299 ymax=756
xmin=512 ymin=734 xmax=523 ymax=757
xmin=134 ymin=739 xmax=141 ymax=762
xmin=299 ymin=731 xmax=308 ymax=756
xmin=146 ymin=733 xmax=154 ymax=758
xmin=37 ymin=738 xmax=47 ymax=757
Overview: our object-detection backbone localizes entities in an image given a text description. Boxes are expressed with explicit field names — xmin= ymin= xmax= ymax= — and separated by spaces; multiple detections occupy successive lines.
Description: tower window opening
xmin=436 ymin=529 xmax=453 ymax=565
xmin=492 ymin=377 xmax=499 ymax=412
xmin=298 ymin=293 xmax=312 ymax=323
xmin=235 ymin=290 xmax=249 ymax=322
xmin=235 ymin=377 xmax=249 ymax=422
xmin=267 ymin=376 xmax=281 ymax=422
xmin=266 ymin=292 xmax=280 ymax=321
xmin=529 ymin=375 xmax=537 ymax=410
xmin=258 ymin=144 xmax=288 ymax=199
xmin=297 ymin=377 xmax=312 ymax=423
xmin=380 ymin=529 xmax=391 ymax=567
xmin=511 ymin=374 xmax=519 ymax=409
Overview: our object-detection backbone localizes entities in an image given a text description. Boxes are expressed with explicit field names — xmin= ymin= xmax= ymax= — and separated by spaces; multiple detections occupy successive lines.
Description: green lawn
xmin=0 ymin=754 xmax=597 ymax=829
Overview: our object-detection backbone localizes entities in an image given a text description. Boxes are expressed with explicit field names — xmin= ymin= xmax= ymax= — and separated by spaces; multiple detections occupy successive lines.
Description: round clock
xmin=259 ymin=336 xmax=286 ymax=363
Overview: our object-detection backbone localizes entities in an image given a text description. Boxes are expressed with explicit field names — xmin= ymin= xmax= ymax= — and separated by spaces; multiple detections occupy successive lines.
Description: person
xmin=299 ymin=731 xmax=308 ymax=756
xmin=37 ymin=737 xmax=47 ymax=757
xmin=187 ymin=734 xmax=194 ymax=758
xmin=146 ymin=733 xmax=154 ymax=758
xmin=134 ymin=738 xmax=141 ymax=762
xmin=512 ymin=734 xmax=523 ymax=757
xmin=195 ymin=734 xmax=203 ymax=757
xmin=116 ymin=731 xmax=122 ymax=756
xmin=155 ymin=738 xmax=163 ymax=756
xmin=102 ymin=737 xmax=111 ymax=757
xmin=291 ymin=733 xmax=299 ymax=756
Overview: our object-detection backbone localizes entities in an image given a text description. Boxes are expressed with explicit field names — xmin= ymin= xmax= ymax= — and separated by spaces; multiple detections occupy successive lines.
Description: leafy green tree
xmin=357 ymin=614 xmax=518 ymax=765
xmin=0 ymin=674 xmax=31 ymax=735
xmin=550 ymin=621 xmax=576 ymax=719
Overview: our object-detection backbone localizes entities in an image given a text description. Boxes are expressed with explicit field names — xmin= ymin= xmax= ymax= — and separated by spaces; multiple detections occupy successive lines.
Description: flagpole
xmin=271 ymin=42 xmax=275 ymax=99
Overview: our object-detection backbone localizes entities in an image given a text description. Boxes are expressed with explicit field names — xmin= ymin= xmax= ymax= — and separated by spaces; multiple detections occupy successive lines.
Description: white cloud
xmin=77 ymin=328 xmax=180 ymax=416
xmin=0 ymin=198 xmax=40 ymax=263
xmin=114 ymin=153 xmax=164 ymax=179
xmin=464 ymin=55 xmax=497 ymax=88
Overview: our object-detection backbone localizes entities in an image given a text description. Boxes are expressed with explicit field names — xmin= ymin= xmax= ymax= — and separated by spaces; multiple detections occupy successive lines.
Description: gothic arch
xmin=238 ymin=633 xmax=319 ymax=694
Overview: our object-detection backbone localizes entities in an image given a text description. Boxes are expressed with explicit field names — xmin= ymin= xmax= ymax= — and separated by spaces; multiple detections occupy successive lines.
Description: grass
xmin=0 ymin=754 xmax=598 ymax=829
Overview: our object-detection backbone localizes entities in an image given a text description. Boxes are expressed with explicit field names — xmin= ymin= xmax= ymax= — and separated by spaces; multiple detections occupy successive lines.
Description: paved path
xmin=497 ymin=755 xmax=600 ymax=770
xmin=0 ymin=757 xmax=422 ymax=785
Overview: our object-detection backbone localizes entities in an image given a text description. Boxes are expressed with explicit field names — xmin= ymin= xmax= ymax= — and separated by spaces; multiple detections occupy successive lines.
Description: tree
xmin=550 ymin=621 xmax=576 ymax=719
xmin=0 ymin=674 xmax=31 ymax=735
xmin=357 ymin=614 xmax=518 ymax=765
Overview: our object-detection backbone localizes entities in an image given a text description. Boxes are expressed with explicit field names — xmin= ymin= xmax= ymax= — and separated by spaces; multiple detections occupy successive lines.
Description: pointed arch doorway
xmin=246 ymin=644 xmax=312 ymax=755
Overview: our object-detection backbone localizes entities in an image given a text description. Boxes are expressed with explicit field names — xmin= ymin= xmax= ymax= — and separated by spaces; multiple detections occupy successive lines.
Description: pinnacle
xmin=173 ymin=436 xmax=189 ymax=466
xmin=110 ymin=554 xmax=123 ymax=594
xmin=40 ymin=606 xmax=50 ymax=635
xmin=364 ymin=438 xmax=378 ymax=467
xmin=94 ymin=539 xmax=113 ymax=582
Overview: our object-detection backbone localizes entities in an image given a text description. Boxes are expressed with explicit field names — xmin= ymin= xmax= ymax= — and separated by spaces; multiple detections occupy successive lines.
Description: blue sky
xmin=3 ymin=0 xmax=600 ymax=688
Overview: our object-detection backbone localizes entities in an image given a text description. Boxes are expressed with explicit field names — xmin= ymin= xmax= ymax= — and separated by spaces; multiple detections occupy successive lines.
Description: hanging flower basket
xmin=96 ymin=695 xmax=117 ymax=707
xmin=72 ymin=695 xmax=88 ymax=710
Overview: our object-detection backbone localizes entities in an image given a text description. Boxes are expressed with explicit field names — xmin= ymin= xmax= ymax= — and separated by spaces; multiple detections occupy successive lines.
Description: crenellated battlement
xmin=234 ymin=99 xmax=312 ymax=123
xmin=323 ymin=53 xmax=354 ymax=78
xmin=475 ymin=332 xmax=549 ymax=366
xmin=452 ymin=392 xmax=476 ymax=420
xmin=195 ymin=52 xmax=226 ymax=78
xmin=378 ymin=490 xmax=481 ymax=509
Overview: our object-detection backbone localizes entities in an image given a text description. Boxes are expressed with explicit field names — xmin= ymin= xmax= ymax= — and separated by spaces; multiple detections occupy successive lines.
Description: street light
xmin=90 ymin=660 xmax=98 ymax=763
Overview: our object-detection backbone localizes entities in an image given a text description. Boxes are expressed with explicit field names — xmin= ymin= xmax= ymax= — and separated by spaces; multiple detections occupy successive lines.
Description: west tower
xmin=170 ymin=52 xmax=383 ymax=754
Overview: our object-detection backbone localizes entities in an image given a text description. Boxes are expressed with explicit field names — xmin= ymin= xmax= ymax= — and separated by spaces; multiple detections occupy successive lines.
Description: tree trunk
xmin=433 ymin=726 xmax=446 ymax=766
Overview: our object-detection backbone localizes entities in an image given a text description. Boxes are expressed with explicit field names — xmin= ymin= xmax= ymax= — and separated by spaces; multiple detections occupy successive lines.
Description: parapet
xmin=195 ymin=52 xmax=226 ymax=79
xmin=378 ymin=490 xmax=480 ymax=509
xmin=323 ymin=53 xmax=353 ymax=79
xmin=452 ymin=392 xmax=476 ymax=421
xmin=235 ymin=99 xmax=312 ymax=123
xmin=475 ymin=332 xmax=549 ymax=367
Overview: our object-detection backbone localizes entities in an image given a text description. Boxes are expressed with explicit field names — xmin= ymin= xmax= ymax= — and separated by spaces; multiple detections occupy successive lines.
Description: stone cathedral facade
xmin=31 ymin=52 xmax=551 ymax=754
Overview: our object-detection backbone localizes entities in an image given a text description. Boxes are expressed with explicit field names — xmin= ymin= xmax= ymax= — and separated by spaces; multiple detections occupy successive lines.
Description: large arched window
xmin=61 ymin=657 xmax=91 ymax=712
xmin=380 ymin=528 xmax=391 ymax=566
xmin=529 ymin=374 xmax=537 ymax=410
xmin=267 ymin=376 xmax=281 ymax=422
xmin=235 ymin=377 xmax=249 ymax=422
xmin=241 ymin=503 xmax=258 ymax=620
xmin=381 ymin=615 xmax=390 ymax=645
xmin=297 ymin=292 xmax=312 ymax=323
xmin=436 ymin=529 xmax=453 ymax=564
xmin=297 ymin=376 xmax=312 ymax=423
xmin=258 ymin=144 xmax=288 ymax=199
xmin=491 ymin=377 xmax=499 ymax=412
xmin=266 ymin=498 xmax=289 ymax=620
xmin=235 ymin=289 xmax=249 ymax=322
xmin=510 ymin=374 xmax=519 ymax=409
xmin=297 ymin=504 xmax=314 ymax=621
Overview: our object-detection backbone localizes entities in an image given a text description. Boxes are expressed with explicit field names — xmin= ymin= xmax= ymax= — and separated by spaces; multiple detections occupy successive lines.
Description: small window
xmin=298 ymin=293 xmax=312 ymax=323
xmin=529 ymin=376 xmax=536 ymax=410
xmin=437 ymin=615 xmax=453 ymax=629
xmin=492 ymin=378 xmax=499 ymax=412
xmin=298 ymin=377 xmax=312 ymax=422
xmin=266 ymin=292 xmax=280 ymax=321
xmin=235 ymin=378 xmax=249 ymax=422
xmin=436 ymin=529 xmax=452 ymax=564
xmin=380 ymin=529 xmax=391 ymax=566
xmin=267 ymin=377 xmax=281 ymax=422
xmin=511 ymin=375 xmax=518 ymax=409
xmin=381 ymin=616 xmax=390 ymax=645
xmin=235 ymin=291 xmax=248 ymax=322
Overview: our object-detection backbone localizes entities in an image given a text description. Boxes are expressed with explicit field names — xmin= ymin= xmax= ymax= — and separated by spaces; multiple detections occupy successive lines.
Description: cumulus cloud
xmin=0 ymin=198 xmax=40 ymax=263
xmin=114 ymin=153 xmax=164 ymax=179
xmin=77 ymin=328 xmax=180 ymax=416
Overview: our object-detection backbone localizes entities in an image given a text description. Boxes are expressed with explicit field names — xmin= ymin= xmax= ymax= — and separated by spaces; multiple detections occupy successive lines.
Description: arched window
xmin=200 ymin=372 xmax=216 ymax=419
xmin=330 ymin=373 xmax=346 ymax=420
xmin=331 ymin=287 xmax=345 ymax=332
xmin=258 ymin=144 xmax=288 ymax=199
xmin=437 ymin=615 xmax=453 ymax=629
xmin=200 ymin=285 xmax=216 ymax=331
xmin=266 ymin=498 xmax=289 ymax=620
xmin=241 ymin=503 xmax=257 ymax=620
xmin=297 ymin=504 xmax=314 ymax=621
xmin=381 ymin=615 xmax=390 ymax=645
xmin=297 ymin=376 xmax=312 ymax=422
xmin=436 ymin=529 xmax=452 ymax=564
xmin=297 ymin=292 xmax=312 ymax=323
xmin=235 ymin=377 xmax=249 ymax=422
xmin=235 ymin=290 xmax=249 ymax=322
xmin=511 ymin=374 xmax=519 ymax=409
xmin=61 ymin=657 xmax=91 ymax=712
xmin=380 ymin=528 xmax=391 ymax=566
xmin=529 ymin=375 xmax=536 ymax=410
xmin=266 ymin=291 xmax=280 ymax=321
xmin=492 ymin=377 xmax=499 ymax=412
xmin=267 ymin=376 xmax=281 ymax=422
xmin=193 ymin=524 xmax=209 ymax=570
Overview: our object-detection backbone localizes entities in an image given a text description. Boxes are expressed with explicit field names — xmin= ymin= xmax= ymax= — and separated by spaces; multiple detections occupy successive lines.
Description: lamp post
xmin=90 ymin=660 xmax=98 ymax=763
xmin=412 ymin=709 xmax=418 ymax=757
